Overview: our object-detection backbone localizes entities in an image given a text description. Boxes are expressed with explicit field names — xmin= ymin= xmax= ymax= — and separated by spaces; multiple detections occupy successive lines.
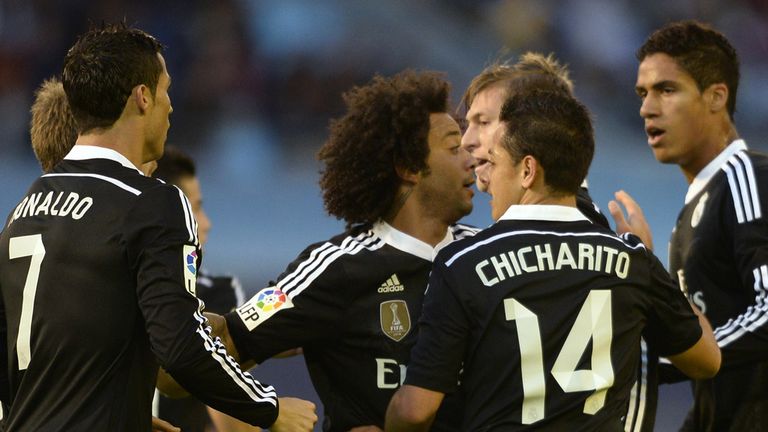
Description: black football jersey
xmin=225 ymin=221 xmax=477 ymax=431
xmin=0 ymin=146 xmax=277 ymax=431
xmin=405 ymin=205 xmax=701 ymax=431
xmin=157 ymin=270 xmax=245 ymax=432
xmin=577 ymin=184 xmax=610 ymax=228
xmin=669 ymin=140 xmax=768 ymax=431
xmin=578 ymin=183 xmax=656 ymax=432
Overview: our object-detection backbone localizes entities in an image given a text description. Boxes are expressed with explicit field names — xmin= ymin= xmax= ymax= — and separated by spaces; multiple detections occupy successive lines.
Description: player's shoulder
xmin=718 ymin=148 xmax=768 ymax=178
xmin=280 ymin=224 xmax=381 ymax=275
xmin=295 ymin=223 xmax=380 ymax=257
xmin=436 ymin=223 xmax=499 ymax=268
xmin=450 ymin=222 xmax=481 ymax=240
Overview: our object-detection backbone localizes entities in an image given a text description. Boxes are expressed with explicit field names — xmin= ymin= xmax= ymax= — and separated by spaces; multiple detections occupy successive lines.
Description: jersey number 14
xmin=504 ymin=290 xmax=614 ymax=424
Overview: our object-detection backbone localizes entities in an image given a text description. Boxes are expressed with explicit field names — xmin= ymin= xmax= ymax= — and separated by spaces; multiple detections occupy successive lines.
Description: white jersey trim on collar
xmin=686 ymin=139 xmax=747 ymax=204
xmin=64 ymin=145 xmax=144 ymax=175
xmin=372 ymin=220 xmax=453 ymax=262
xmin=499 ymin=204 xmax=590 ymax=222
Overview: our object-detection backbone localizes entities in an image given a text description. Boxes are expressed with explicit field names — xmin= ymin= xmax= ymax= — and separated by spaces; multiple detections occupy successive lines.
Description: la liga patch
xmin=183 ymin=245 xmax=198 ymax=296
xmin=236 ymin=286 xmax=294 ymax=331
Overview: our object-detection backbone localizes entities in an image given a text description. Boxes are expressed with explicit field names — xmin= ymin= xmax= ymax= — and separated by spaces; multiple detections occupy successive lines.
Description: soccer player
xmin=0 ymin=23 xmax=315 ymax=431
xmin=626 ymin=20 xmax=768 ymax=430
xmin=460 ymin=52 xmax=610 ymax=229
xmin=385 ymin=88 xmax=720 ymax=431
xmin=26 ymin=76 xmax=180 ymax=432
xmin=461 ymin=53 xmax=658 ymax=431
xmin=214 ymin=70 xmax=477 ymax=431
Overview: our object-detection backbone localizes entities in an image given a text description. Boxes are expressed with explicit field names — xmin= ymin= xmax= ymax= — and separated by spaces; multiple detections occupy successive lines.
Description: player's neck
xmin=385 ymin=203 xmax=450 ymax=248
xmin=680 ymin=124 xmax=739 ymax=184
xmin=519 ymin=190 xmax=577 ymax=207
xmin=75 ymin=118 xmax=146 ymax=170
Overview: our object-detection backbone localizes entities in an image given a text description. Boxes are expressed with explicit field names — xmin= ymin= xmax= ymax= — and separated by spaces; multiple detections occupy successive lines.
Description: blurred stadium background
xmin=0 ymin=1 xmax=766 ymax=430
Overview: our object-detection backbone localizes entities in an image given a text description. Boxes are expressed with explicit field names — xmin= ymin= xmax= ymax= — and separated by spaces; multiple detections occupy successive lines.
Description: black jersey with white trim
xmin=405 ymin=205 xmax=701 ymax=432
xmin=669 ymin=140 xmax=768 ymax=430
xmin=226 ymin=221 xmax=478 ymax=431
xmin=577 ymin=184 xmax=610 ymax=228
xmin=0 ymin=146 xmax=277 ymax=431
xmin=157 ymin=269 xmax=245 ymax=432
xmin=577 ymin=183 xmax=657 ymax=432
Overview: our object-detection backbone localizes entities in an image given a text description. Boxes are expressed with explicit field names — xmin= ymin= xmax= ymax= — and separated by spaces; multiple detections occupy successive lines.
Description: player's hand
xmin=152 ymin=416 xmax=181 ymax=432
xmin=270 ymin=397 xmax=318 ymax=432
xmin=349 ymin=426 xmax=384 ymax=431
xmin=608 ymin=190 xmax=654 ymax=250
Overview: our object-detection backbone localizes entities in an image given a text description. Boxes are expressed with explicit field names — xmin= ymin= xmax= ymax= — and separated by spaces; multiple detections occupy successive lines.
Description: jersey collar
xmin=685 ymin=139 xmax=747 ymax=204
xmin=372 ymin=220 xmax=454 ymax=262
xmin=498 ymin=204 xmax=590 ymax=222
xmin=64 ymin=145 xmax=145 ymax=175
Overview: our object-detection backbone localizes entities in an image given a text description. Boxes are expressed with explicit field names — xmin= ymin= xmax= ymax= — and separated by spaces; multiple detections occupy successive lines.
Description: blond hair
xmin=30 ymin=78 xmax=77 ymax=172
xmin=461 ymin=52 xmax=573 ymax=112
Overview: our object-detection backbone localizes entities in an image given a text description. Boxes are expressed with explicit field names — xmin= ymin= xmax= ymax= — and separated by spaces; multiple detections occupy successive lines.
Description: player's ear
xmin=132 ymin=84 xmax=152 ymax=115
xmin=706 ymin=83 xmax=728 ymax=114
xmin=520 ymin=155 xmax=537 ymax=189
xmin=395 ymin=164 xmax=420 ymax=185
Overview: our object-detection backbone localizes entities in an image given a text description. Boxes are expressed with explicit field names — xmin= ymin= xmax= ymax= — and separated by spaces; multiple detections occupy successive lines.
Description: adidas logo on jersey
xmin=378 ymin=274 xmax=405 ymax=293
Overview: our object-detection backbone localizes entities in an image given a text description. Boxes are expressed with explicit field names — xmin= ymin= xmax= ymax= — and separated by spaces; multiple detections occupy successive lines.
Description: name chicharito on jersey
xmin=9 ymin=191 xmax=94 ymax=227
xmin=475 ymin=241 xmax=631 ymax=287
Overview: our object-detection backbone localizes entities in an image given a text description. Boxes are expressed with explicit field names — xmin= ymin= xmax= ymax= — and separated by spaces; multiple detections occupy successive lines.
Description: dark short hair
xmin=499 ymin=90 xmax=594 ymax=195
xmin=62 ymin=22 xmax=164 ymax=134
xmin=153 ymin=146 xmax=196 ymax=186
xmin=318 ymin=70 xmax=449 ymax=226
xmin=30 ymin=78 xmax=77 ymax=172
xmin=637 ymin=20 xmax=740 ymax=118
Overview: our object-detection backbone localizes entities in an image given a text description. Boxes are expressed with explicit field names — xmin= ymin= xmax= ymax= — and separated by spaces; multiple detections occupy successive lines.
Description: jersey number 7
xmin=504 ymin=290 xmax=614 ymax=424
xmin=9 ymin=234 xmax=46 ymax=371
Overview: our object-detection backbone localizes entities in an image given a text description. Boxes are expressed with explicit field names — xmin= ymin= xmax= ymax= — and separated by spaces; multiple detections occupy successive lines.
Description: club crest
xmin=380 ymin=300 xmax=411 ymax=342
xmin=691 ymin=192 xmax=709 ymax=228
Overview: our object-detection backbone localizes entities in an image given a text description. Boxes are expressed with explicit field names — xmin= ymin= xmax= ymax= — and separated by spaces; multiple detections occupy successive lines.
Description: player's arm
xmin=385 ymin=385 xmax=444 ymax=432
xmin=207 ymin=407 xmax=263 ymax=432
xmin=665 ymin=302 xmax=721 ymax=379
xmin=644 ymin=253 xmax=720 ymax=379
xmin=223 ymin=241 xmax=351 ymax=365
xmin=124 ymin=186 xmax=286 ymax=428
xmin=151 ymin=416 xmax=181 ymax=432
xmin=709 ymin=171 xmax=768 ymax=368
xmin=385 ymin=261 xmax=467 ymax=431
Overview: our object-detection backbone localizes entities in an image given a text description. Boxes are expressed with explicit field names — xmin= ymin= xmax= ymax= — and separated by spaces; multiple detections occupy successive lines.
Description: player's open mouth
xmin=646 ymin=126 xmax=665 ymax=146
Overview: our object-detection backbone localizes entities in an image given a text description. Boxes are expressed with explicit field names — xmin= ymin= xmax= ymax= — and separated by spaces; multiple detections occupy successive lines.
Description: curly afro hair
xmin=318 ymin=70 xmax=449 ymax=226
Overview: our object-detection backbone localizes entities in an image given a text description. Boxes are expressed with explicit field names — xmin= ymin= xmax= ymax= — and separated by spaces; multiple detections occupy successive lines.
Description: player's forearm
xmin=161 ymin=324 xmax=279 ymax=427
xmin=668 ymin=304 xmax=721 ymax=379
xmin=384 ymin=385 xmax=441 ymax=432
xmin=204 ymin=311 xmax=243 ymax=361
